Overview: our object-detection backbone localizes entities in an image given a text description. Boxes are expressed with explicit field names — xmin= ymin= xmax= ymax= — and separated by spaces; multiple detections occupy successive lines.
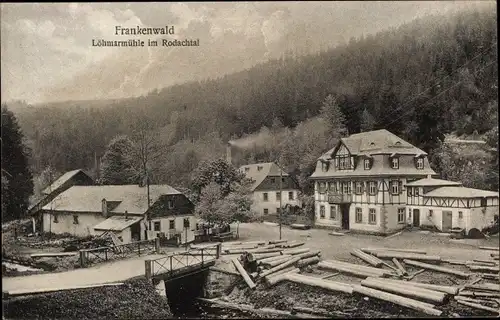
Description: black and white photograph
xmin=1 ymin=1 xmax=499 ymax=318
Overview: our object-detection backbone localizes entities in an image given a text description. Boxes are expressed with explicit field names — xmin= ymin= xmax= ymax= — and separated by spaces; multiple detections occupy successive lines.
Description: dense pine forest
xmin=7 ymin=6 xmax=499 ymax=199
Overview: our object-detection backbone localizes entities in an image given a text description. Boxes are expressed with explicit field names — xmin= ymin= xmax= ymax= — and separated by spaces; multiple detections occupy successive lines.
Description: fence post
xmin=105 ymin=249 xmax=108 ymax=261
xmin=138 ymin=242 xmax=141 ymax=255
xmin=201 ymin=248 xmax=204 ymax=266
xmin=216 ymin=243 xmax=221 ymax=259
xmin=169 ymin=256 xmax=173 ymax=275
xmin=154 ymin=237 xmax=160 ymax=253
xmin=145 ymin=259 xmax=152 ymax=280
xmin=79 ymin=250 xmax=87 ymax=268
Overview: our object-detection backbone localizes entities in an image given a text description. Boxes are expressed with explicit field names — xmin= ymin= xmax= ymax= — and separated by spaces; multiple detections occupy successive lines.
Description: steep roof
xmin=42 ymin=184 xmax=181 ymax=214
xmin=239 ymin=162 xmax=289 ymax=190
xmin=321 ymin=130 xmax=427 ymax=159
xmin=42 ymin=169 xmax=92 ymax=195
xmin=405 ymin=178 xmax=462 ymax=187
xmin=423 ymin=186 xmax=499 ymax=199
xmin=93 ymin=216 xmax=143 ymax=231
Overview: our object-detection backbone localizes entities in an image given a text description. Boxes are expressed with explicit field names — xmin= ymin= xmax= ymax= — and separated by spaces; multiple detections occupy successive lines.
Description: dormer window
xmin=364 ymin=159 xmax=371 ymax=170
xmin=339 ymin=158 xmax=345 ymax=170
xmin=416 ymin=158 xmax=424 ymax=170
xmin=257 ymin=166 xmax=263 ymax=171
xmin=391 ymin=157 xmax=399 ymax=169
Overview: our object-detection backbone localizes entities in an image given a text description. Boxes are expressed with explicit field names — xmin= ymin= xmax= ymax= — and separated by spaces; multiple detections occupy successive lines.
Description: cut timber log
xmin=263 ymin=256 xmax=293 ymax=268
xmin=329 ymin=232 xmax=345 ymax=236
xmin=385 ymin=231 xmax=403 ymax=239
xmin=259 ymin=254 xmax=292 ymax=265
xmin=281 ymin=241 xmax=305 ymax=248
xmin=459 ymin=291 xmax=500 ymax=298
xmin=318 ymin=261 xmax=387 ymax=278
xmin=467 ymin=265 xmax=499 ymax=273
xmin=295 ymin=250 xmax=321 ymax=260
xmin=323 ymin=260 xmax=392 ymax=276
xmin=231 ymin=258 xmax=256 ymax=289
xmin=361 ymin=248 xmax=427 ymax=255
xmin=321 ymin=272 xmax=340 ymax=279
xmin=455 ymin=295 xmax=499 ymax=305
xmin=473 ymin=259 xmax=498 ymax=265
xmin=403 ymin=259 xmax=470 ymax=278
xmin=269 ymin=239 xmax=288 ymax=244
xmin=291 ymin=306 xmax=333 ymax=317
xmin=480 ymin=246 xmax=499 ymax=252
xmin=381 ymin=278 xmax=459 ymax=295
xmin=374 ymin=252 xmax=441 ymax=262
xmin=197 ymin=298 xmax=316 ymax=319
xmin=30 ymin=252 xmax=78 ymax=258
xmin=296 ymin=256 xmax=320 ymax=268
xmin=352 ymin=284 xmax=442 ymax=316
xmin=260 ymin=257 xmax=301 ymax=278
xmin=466 ymin=283 xmax=500 ymax=292
xmin=351 ymin=249 xmax=382 ymax=267
xmin=282 ymin=248 xmax=310 ymax=255
xmin=455 ymin=299 xmax=500 ymax=314
xmin=265 ymin=268 xmax=300 ymax=286
xmin=284 ymin=273 xmax=353 ymax=294
xmin=482 ymin=274 xmax=500 ymax=281
xmin=392 ymin=258 xmax=408 ymax=276
xmin=251 ymin=252 xmax=282 ymax=261
xmin=407 ymin=269 xmax=426 ymax=281
xmin=361 ymin=278 xmax=448 ymax=304
xmin=248 ymin=248 xmax=283 ymax=254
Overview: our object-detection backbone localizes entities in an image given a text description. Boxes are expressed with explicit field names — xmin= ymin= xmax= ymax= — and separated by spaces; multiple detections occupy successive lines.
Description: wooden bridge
xmin=144 ymin=243 xmax=222 ymax=281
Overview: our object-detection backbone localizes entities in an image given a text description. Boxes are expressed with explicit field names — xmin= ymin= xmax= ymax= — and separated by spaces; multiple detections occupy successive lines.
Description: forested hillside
xmin=12 ymin=6 xmax=498 ymax=194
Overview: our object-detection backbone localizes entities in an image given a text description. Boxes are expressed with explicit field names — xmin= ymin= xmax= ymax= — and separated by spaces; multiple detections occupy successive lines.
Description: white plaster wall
xmin=349 ymin=203 xmax=381 ymax=232
xmin=142 ymin=215 xmax=196 ymax=243
xmin=315 ymin=201 xmax=341 ymax=227
xmin=43 ymin=212 xmax=105 ymax=237
xmin=252 ymin=189 xmax=301 ymax=216
xmin=469 ymin=206 xmax=498 ymax=233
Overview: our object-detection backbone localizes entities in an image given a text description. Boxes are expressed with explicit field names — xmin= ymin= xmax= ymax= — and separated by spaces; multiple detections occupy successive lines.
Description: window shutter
xmin=398 ymin=181 xmax=403 ymax=194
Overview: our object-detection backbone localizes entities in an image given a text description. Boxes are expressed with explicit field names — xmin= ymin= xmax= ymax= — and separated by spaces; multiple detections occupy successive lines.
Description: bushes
xmin=2 ymin=278 xmax=173 ymax=319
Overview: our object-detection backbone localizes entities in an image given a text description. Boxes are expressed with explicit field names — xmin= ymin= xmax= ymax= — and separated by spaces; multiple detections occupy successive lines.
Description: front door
xmin=413 ymin=209 xmax=420 ymax=227
xmin=442 ymin=211 xmax=453 ymax=232
xmin=341 ymin=204 xmax=350 ymax=230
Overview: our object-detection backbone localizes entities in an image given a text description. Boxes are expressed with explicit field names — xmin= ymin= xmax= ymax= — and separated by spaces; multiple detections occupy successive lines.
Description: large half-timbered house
xmin=310 ymin=129 xmax=437 ymax=234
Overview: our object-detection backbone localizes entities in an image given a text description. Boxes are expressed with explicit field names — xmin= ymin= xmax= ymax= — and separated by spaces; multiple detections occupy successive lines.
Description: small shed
xmin=93 ymin=216 xmax=143 ymax=244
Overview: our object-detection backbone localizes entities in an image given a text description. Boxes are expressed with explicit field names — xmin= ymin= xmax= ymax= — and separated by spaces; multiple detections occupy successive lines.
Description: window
xmin=271 ymin=178 xmax=276 ymax=184
xmin=154 ymin=221 xmax=161 ymax=231
xmin=169 ymin=220 xmax=175 ymax=230
xmin=364 ymin=159 xmax=371 ymax=170
xmin=355 ymin=208 xmax=362 ymax=223
xmin=263 ymin=209 xmax=269 ymax=215
xmin=281 ymin=177 xmax=285 ymax=183
xmin=408 ymin=187 xmax=413 ymax=197
xmin=183 ymin=218 xmax=190 ymax=228
xmin=429 ymin=210 xmax=433 ymax=217
xmin=481 ymin=198 xmax=487 ymax=207
xmin=330 ymin=206 xmax=337 ymax=220
xmin=257 ymin=166 xmax=263 ymax=171
xmin=369 ymin=208 xmax=376 ymax=225
xmin=244 ymin=167 xmax=250 ymax=172
xmin=391 ymin=157 xmax=399 ymax=169
xmin=73 ymin=215 xmax=79 ymax=225
xmin=391 ymin=180 xmax=399 ymax=195
xmin=342 ymin=182 xmax=349 ymax=194
xmin=288 ymin=191 xmax=294 ymax=200
xmin=263 ymin=192 xmax=269 ymax=201
xmin=355 ymin=182 xmax=363 ymax=194
xmin=320 ymin=205 xmax=325 ymax=218
xmin=398 ymin=208 xmax=405 ymax=224
xmin=369 ymin=181 xmax=377 ymax=195
xmin=53 ymin=214 xmax=58 ymax=223
xmin=458 ymin=211 xmax=463 ymax=219
xmin=276 ymin=192 xmax=281 ymax=201
xmin=319 ymin=182 xmax=327 ymax=194
xmin=321 ymin=162 xmax=329 ymax=172
xmin=408 ymin=209 xmax=412 ymax=218
xmin=415 ymin=187 xmax=420 ymax=197
xmin=149 ymin=220 xmax=152 ymax=230
xmin=167 ymin=200 xmax=174 ymax=209
xmin=329 ymin=182 xmax=336 ymax=193
xmin=339 ymin=158 xmax=345 ymax=170
xmin=416 ymin=158 xmax=424 ymax=170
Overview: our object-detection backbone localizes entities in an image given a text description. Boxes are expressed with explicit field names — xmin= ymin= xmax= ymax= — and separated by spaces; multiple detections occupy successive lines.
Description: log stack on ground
xmin=403 ymin=259 xmax=470 ymax=278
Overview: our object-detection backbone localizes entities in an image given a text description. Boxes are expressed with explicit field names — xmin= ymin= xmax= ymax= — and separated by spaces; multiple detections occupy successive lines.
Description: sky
xmin=0 ymin=1 xmax=491 ymax=104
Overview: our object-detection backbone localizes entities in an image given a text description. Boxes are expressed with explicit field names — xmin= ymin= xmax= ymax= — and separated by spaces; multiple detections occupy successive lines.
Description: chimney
xmin=226 ymin=142 xmax=232 ymax=165
xmin=102 ymin=198 xmax=108 ymax=217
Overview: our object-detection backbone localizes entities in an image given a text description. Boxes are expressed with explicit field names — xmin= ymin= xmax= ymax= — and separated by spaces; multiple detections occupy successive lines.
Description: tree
xmin=100 ymin=135 xmax=136 ymax=185
xmin=33 ymin=166 xmax=59 ymax=201
xmin=1 ymin=105 xmax=34 ymax=221
xmin=319 ymin=94 xmax=347 ymax=140
xmin=360 ymin=108 xmax=376 ymax=132
xmin=190 ymin=158 xmax=246 ymax=201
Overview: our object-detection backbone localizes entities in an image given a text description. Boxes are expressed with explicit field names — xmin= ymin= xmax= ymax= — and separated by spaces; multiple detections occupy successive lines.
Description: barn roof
xmin=423 ymin=186 xmax=499 ymax=199
xmin=42 ymin=184 xmax=181 ymax=214
xmin=93 ymin=216 xmax=143 ymax=231
xmin=42 ymin=169 xmax=91 ymax=195
xmin=239 ymin=162 xmax=289 ymax=191
xmin=405 ymin=178 xmax=462 ymax=187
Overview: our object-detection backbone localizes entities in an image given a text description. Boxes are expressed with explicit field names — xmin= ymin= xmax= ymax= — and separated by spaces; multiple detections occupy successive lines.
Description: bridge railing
xmin=79 ymin=238 xmax=159 ymax=268
xmin=145 ymin=243 xmax=221 ymax=279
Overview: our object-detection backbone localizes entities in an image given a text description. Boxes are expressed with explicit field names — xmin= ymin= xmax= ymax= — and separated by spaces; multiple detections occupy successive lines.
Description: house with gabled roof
xmin=310 ymin=129 xmax=499 ymax=235
xmin=39 ymin=184 xmax=196 ymax=244
xmin=239 ymin=162 xmax=301 ymax=216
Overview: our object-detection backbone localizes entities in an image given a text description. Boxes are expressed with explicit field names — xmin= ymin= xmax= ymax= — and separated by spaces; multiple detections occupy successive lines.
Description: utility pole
xmin=278 ymin=162 xmax=283 ymax=240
